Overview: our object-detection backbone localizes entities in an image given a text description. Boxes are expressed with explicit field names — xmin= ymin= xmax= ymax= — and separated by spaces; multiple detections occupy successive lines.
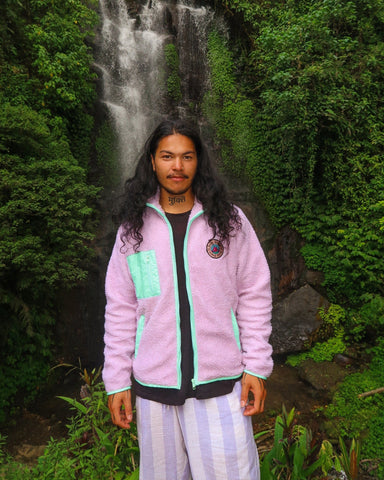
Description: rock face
xmin=297 ymin=358 xmax=350 ymax=396
xmin=226 ymin=175 xmax=330 ymax=355
xmin=270 ymin=285 xmax=328 ymax=354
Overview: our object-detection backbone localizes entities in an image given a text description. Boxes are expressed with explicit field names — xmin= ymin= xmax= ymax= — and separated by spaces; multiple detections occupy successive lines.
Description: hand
xmin=240 ymin=373 xmax=266 ymax=416
xmin=107 ymin=390 xmax=132 ymax=429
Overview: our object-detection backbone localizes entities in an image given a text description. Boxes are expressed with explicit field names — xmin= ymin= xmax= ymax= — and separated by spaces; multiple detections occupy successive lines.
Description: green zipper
xmin=183 ymin=210 xmax=205 ymax=389
xmin=146 ymin=203 xmax=182 ymax=389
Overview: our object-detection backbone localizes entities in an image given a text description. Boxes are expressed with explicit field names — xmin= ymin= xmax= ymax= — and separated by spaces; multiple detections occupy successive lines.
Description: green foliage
xmin=287 ymin=304 xmax=347 ymax=366
xmin=203 ymin=31 xmax=257 ymax=177
xmin=164 ymin=43 xmax=182 ymax=103
xmin=258 ymin=405 xmax=336 ymax=479
xmin=0 ymin=433 xmax=30 ymax=479
xmin=336 ymin=437 xmax=361 ymax=480
xmin=0 ymin=104 xmax=98 ymax=291
xmin=0 ymin=0 xmax=99 ymax=421
xmin=209 ymin=0 xmax=384 ymax=306
xmin=0 ymin=298 xmax=52 ymax=423
xmin=25 ymin=0 xmax=98 ymax=113
xmin=0 ymin=381 xmax=139 ymax=479
xmin=357 ymin=294 xmax=384 ymax=333
xmin=0 ymin=0 xmax=98 ymax=165
xmin=325 ymin=338 xmax=384 ymax=476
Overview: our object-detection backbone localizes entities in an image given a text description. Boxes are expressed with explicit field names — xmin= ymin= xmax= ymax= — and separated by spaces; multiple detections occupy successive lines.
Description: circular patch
xmin=206 ymin=239 xmax=224 ymax=259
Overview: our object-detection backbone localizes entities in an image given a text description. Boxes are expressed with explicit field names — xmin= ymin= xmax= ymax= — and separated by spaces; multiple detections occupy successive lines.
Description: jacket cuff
xmin=106 ymin=386 xmax=131 ymax=395
xmin=244 ymin=369 xmax=267 ymax=380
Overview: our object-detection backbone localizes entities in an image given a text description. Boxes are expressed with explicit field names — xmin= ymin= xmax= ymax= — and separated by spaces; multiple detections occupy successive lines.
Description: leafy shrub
xmin=325 ymin=338 xmax=384 ymax=477
xmin=0 ymin=378 xmax=139 ymax=480
xmin=0 ymin=0 xmax=99 ymax=421
xmin=257 ymin=405 xmax=337 ymax=479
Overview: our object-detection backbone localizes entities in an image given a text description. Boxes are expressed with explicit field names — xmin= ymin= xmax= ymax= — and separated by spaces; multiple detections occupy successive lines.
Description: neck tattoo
xmin=168 ymin=196 xmax=186 ymax=207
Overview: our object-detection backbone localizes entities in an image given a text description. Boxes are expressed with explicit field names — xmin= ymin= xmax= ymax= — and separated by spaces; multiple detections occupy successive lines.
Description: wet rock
xmin=14 ymin=444 xmax=46 ymax=465
xmin=224 ymin=174 xmax=276 ymax=246
xmin=270 ymin=285 xmax=329 ymax=354
xmin=333 ymin=353 xmax=355 ymax=366
xmin=297 ymin=358 xmax=349 ymax=396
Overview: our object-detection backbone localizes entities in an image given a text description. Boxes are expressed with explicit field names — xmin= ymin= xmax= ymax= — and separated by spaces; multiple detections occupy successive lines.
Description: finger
xmin=122 ymin=391 xmax=133 ymax=423
xmin=252 ymin=379 xmax=266 ymax=412
xmin=240 ymin=378 xmax=250 ymax=408
xmin=243 ymin=395 xmax=264 ymax=416
xmin=108 ymin=393 xmax=120 ymax=425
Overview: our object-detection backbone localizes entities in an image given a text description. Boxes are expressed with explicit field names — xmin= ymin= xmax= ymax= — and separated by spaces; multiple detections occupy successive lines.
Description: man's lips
xmin=167 ymin=175 xmax=188 ymax=180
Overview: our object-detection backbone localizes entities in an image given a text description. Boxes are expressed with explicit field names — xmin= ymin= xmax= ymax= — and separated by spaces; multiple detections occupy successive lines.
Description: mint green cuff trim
xmin=244 ymin=370 xmax=267 ymax=380
xmin=107 ymin=386 xmax=131 ymax=395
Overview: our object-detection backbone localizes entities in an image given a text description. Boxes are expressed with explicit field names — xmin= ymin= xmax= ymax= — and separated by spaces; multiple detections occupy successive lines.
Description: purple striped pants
xmin=136 ymin=381 xmax=260 ymax=480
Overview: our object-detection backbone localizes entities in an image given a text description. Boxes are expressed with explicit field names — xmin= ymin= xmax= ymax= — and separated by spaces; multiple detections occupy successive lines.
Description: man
xmin=103 ymin=118 xmax=273 ymax=480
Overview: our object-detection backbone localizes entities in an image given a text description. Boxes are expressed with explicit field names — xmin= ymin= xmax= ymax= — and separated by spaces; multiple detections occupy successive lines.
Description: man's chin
xmin=162 ymin=187 xmax=190 ymax=196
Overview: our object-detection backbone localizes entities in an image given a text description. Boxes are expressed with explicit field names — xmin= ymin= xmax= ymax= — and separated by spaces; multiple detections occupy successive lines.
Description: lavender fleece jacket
xmin=103 ymin=194 xmax=273 ymax=395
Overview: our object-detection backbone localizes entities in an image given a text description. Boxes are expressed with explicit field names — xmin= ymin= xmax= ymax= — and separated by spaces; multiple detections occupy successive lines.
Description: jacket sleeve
xmin=235 ymin=210 xmax=273 ymax=379
xmin=102 ymin=227 xmax=138 ymax=394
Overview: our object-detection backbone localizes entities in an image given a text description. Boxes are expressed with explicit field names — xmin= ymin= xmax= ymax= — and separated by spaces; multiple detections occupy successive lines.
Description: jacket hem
xmin=135 ymin=377 xmax=180 ymax=389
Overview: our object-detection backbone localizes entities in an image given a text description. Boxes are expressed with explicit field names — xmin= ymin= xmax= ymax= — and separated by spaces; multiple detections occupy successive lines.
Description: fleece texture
xmin=103 ymin=194 xmax=273 ymax=394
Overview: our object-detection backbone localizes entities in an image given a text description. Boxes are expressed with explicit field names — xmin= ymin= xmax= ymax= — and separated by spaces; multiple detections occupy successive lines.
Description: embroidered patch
xmin=206 ymin=239 xmax=224 ymax=259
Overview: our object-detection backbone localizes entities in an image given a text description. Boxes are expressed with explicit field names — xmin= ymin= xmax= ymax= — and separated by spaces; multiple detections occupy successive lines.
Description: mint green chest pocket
xmin=127 ymin=250 xmax=161 ymax=299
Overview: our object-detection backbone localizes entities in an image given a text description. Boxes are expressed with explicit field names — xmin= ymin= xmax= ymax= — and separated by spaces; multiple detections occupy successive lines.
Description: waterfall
xmin=95 ymin=0 xmax=222 ymax=180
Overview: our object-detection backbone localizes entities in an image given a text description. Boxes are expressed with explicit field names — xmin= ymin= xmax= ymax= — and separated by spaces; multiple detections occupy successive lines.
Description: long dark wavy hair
xmin=118 ymin=118 xmax=241 ymax=250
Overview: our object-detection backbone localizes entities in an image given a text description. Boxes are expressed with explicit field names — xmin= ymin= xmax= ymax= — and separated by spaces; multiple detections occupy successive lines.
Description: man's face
xmin=151 ymin=134 xmax=198 ymax=197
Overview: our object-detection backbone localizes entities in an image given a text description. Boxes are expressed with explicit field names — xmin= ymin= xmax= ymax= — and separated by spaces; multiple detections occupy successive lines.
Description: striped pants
xmin=136 ymin=381 xmax=260 ymax=480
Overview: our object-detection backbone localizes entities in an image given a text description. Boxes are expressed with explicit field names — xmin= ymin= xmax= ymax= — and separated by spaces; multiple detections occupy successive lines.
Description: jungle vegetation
xmin=0 ymin=0 xmax=99 ymax=422
xmin=205 ymin=0 xmax=384 ymax=474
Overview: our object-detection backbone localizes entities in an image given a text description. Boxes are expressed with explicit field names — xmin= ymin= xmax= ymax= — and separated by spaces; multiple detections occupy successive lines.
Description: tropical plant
xmin=335 ymin=437 xmax=361 ymax=480
xmin=257 ymin=405 xmax=335 ymax=479
xmin=0 ymin=379 xmax=139 ymax=479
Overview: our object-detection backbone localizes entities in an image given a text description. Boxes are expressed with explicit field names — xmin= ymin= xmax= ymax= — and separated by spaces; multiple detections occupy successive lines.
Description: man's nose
xmin=173 ymin=156 xmax=183 ymax=170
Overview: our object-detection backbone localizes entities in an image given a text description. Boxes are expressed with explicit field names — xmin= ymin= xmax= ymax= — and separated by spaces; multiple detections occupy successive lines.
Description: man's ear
xmin=151 ymin=155 xmax=156 ymax=171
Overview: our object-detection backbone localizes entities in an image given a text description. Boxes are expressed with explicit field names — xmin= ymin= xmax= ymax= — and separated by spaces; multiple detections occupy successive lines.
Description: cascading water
xmin=95 ymin=0 xmax=223 ymax=180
